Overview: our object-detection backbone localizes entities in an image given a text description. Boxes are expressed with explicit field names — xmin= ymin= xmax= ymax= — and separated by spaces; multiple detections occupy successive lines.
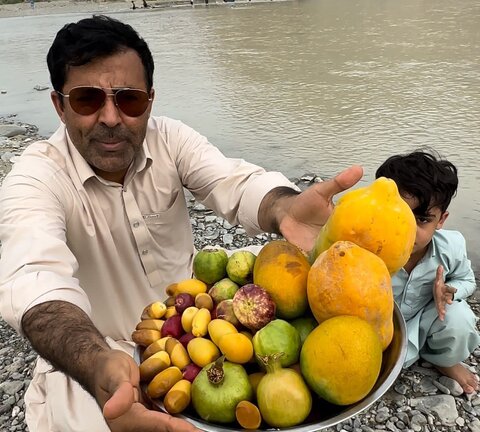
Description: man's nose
xmin=97 ymin=94 xmax=122 ymax=127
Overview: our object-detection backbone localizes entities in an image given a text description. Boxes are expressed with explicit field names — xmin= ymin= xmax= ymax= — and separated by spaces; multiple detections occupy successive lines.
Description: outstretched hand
xmin=93 ymin=349 xmax=200 ymax=432
xmin=279 ymin=165 xmax=363 ymax=251
xmin=433 ymin=265 xmax=457 ymax=321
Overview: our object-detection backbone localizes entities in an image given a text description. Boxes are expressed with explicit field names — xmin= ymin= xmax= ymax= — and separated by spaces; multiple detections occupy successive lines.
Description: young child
xmin=376 ymin=150 xmax=480 ymax=394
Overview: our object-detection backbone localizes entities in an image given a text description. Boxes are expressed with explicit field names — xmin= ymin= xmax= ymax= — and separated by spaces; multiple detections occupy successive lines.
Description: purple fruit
xmin=182 ymin=362 xmax=202 ymax=383
xmin=232 ymin=284 xmax=276 ymax=331
xmin=178 ymin=332 xmax=196 ymax=350
xmin=161 ymin=315 xmax=184 ymax=339
xmin=175 ymin=293 xmax=195 ymax=314
xmin=215 ymin=299 xmax=241 ymax=328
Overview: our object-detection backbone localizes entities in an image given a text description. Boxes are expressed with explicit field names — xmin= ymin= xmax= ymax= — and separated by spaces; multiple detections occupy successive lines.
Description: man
xmin=0 ymin=15 xmax=362 ymax=431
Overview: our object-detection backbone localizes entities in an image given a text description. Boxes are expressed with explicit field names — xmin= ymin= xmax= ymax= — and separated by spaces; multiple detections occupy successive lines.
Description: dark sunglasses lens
xmin=116 ymin=89 xmax=150 ymax=117
xmin=69 ymin=87 xmax=106 ymax=115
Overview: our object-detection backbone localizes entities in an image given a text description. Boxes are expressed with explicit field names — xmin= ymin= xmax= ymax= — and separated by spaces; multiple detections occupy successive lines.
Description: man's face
xmin=51 ymin=49 xmax=154 ymax=183
xmin=402 ymin=194 xmax=448 ymax=255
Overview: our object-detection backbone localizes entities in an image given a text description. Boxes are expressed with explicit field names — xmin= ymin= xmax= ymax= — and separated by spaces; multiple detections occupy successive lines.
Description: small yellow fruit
xmin=218 ymin=332 xmax=253 ymax=364
xmin=187 ymin=338 xmax=221 ymax=367
xmin=208 ymin=318 xmax=238 ymax=346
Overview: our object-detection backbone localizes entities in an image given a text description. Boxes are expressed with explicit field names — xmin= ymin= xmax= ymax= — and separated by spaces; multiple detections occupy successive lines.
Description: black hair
xmin=375 ymin=150 xmax=458 ymax=216
xmin=47 ymin=15 xmax=154 ymax=92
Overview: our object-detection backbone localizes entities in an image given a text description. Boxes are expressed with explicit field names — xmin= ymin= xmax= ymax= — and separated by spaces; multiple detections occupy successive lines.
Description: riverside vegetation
xmin=1 ymin=116 xmax=480 ymax=431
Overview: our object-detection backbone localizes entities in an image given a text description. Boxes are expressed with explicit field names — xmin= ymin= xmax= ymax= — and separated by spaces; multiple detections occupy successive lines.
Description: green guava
xmin=253 ymin=319 xmax=301 ymax=367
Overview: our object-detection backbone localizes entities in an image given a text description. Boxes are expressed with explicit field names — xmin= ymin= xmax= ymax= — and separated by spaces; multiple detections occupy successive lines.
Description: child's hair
xmin=375 ymin=150 xmax=458 ymax=216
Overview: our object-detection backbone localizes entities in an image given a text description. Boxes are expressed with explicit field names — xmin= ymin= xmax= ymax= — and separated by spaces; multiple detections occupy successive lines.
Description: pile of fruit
xmin=131 ymin=177 xmax=417 ymax=429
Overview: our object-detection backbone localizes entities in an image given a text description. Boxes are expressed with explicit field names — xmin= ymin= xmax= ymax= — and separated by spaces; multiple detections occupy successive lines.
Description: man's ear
xmin=51 ymin=91 xmax=66 ymax=123
xmin=436 ymin=211 xmax=449 ymax=229
xmin=144 ymin=88 xmax=155 ymax=117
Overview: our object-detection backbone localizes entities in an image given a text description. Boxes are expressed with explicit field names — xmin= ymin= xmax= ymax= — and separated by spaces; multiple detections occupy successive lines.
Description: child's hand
xmin=433 ymin=265 xmax=457 ymax=321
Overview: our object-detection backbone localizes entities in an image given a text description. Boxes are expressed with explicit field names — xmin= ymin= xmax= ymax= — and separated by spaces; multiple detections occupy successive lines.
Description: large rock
xmin=0 ymin=125 xmax=26 ymax=138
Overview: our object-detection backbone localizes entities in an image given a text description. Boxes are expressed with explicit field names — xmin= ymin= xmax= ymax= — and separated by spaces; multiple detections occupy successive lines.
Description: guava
xmin=289 ymin=316 xmax=317 ymax=345
xmin=208 ymin=278 xmax=239 ymax=304
xmin=193 ymin=248 xmax=228 ymax=284
xmin=226 ymin=250 xmax=256 ymax=286
xmin=253 ymin=319 xmax=301 ymax=367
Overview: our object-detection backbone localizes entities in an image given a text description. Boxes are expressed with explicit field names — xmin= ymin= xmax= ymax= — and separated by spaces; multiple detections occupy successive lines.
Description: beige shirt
xmin=0 ymin=116 xmax=294 ymax=341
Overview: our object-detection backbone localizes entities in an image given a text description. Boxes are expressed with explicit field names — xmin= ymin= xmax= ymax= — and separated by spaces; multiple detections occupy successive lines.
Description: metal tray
xmin=134 ymin=303 xmax=407 ymax=431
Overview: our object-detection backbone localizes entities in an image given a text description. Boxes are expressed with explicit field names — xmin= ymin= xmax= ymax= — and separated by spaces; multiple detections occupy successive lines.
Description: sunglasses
xmin=57 ymin=86 xmax=152 ymax=117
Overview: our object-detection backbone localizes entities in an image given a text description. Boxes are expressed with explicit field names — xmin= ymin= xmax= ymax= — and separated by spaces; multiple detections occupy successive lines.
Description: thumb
xmin=315 ymin=165 xmax=363 ymax=199
xmin=103 ymin=381 xmax=137 ymax=420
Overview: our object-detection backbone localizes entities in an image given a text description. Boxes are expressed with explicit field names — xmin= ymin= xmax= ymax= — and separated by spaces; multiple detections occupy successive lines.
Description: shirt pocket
xmin=142 ymin=191 xmax=191 ymax=250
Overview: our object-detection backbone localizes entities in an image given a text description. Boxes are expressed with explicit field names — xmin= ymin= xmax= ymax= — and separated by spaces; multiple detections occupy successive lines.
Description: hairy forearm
xmin=258 ymin=186 xmax=300 ymax=233
xmin=22 ymin=300 xmax=110 ymax=396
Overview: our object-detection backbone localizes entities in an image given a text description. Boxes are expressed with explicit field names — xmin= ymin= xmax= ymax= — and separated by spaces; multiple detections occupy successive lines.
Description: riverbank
xmin=1 ymin=116 xmax=480 ymax=431
xmin=0 ymin=0 xmax=284 ymax=19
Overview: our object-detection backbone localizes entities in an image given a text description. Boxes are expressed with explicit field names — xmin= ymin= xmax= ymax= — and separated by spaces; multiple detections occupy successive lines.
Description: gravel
xmin=1 ymin=115 xmax=479 ymax=431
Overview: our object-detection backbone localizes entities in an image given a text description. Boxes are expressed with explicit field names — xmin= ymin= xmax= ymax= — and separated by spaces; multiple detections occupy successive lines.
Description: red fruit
xmin=182 ymin=362 xmax=202 ymax=383
xmin=215 ymin=299 xmax=241 ymax=328
xmin=161 ymin=315 xmax=184 ymax=339
xmin=232 ymin=284 xmax=276 ymax=331
xmin=175 ymin=293 xmax=195 ymax=314
xmin=178 ymin=332 xmax=196 ymax=350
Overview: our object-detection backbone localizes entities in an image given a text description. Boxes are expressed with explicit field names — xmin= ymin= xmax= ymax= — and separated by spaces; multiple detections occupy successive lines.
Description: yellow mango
xmin=187 ymin=337 xmax=220 ymax=367
xmin=218 ymin=332 xmax=253 ymax=364
xmin=208 ymin=318 xmax=238 ymax=346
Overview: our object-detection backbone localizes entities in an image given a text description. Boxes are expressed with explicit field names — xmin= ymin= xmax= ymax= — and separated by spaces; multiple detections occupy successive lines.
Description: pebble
xmin=0 ymin=116 xmax=479 ymax=431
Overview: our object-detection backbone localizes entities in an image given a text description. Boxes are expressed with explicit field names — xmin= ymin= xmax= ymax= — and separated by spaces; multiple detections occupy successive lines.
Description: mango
xmin=208 ymin=318 xmax=238 ymax=346
xmin=218 ymin=332 xmax=253 ymax=364
xmin=187 ymin=337 xmax=221 ymax=367
xmin=300 ymin=315 xmax=382 ymax=405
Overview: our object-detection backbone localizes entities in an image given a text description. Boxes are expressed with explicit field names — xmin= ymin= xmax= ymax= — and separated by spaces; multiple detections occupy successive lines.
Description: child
xmin=376 ymin=150 xmax=480 ymax=394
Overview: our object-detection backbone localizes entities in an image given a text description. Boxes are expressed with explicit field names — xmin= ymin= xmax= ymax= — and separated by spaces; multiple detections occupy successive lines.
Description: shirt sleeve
xmin=443 ymin=232 xmax=477 ymax=300
xmin=0 ymin=160 xmax=91 ymax=335
xmin=159 ymin=117 xmax=299 ymax=235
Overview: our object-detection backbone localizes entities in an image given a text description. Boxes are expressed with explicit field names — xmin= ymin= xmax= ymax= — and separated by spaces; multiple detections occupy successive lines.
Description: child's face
xmin=402 ymin=194 xmax=449 ymax=255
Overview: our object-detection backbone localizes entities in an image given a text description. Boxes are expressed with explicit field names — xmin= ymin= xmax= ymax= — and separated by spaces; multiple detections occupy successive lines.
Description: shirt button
xmin=133 ymin=221 xmax=140 ymax=228
xmin=142 ymin=249 xmax=149 ymax=255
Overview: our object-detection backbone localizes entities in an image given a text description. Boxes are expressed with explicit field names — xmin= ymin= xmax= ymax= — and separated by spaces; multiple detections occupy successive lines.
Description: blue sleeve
xmin=443 ymin=232 xmax=476 ymax=300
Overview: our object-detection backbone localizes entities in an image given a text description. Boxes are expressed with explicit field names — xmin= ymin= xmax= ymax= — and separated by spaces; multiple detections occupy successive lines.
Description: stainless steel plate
xmin=134 ymin=303 xmax=407 ymax=432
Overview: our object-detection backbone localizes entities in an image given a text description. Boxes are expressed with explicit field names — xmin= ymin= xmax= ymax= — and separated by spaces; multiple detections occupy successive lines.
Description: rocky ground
xmin=1 ymin=115 xmax=480 ymax=431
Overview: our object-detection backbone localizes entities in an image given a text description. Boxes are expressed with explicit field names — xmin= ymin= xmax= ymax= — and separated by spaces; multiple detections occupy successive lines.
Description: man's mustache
xmin=89 ymin=126 xmax=131 ymax=141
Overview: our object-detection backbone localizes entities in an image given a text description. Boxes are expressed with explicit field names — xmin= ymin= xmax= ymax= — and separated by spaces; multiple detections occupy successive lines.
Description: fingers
xmin=107 ymin=403 xmax=202 ymax=432
xmin=437 ymin=305 xmax=446 ymax=321
xmin=163 ymin=415 xmax=202 ymax=432
xmin=315 ymin=165 xmax=363 ymax=199
xmin=435 ymin=265 xmax=444 ymax=283
xmin=445 ymin=285 xmax=457 ymax=305
xmin=103 ymin=381 xmax=137 ymax=420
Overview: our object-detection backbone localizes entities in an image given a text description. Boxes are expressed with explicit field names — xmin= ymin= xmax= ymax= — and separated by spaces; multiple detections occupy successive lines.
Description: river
xmin=0 ymin=0 xmax=479 ymax=268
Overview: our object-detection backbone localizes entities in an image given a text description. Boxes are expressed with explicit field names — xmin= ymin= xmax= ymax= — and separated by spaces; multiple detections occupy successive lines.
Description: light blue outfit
xmin=392 ymin=229 xmax=480 ymax=368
